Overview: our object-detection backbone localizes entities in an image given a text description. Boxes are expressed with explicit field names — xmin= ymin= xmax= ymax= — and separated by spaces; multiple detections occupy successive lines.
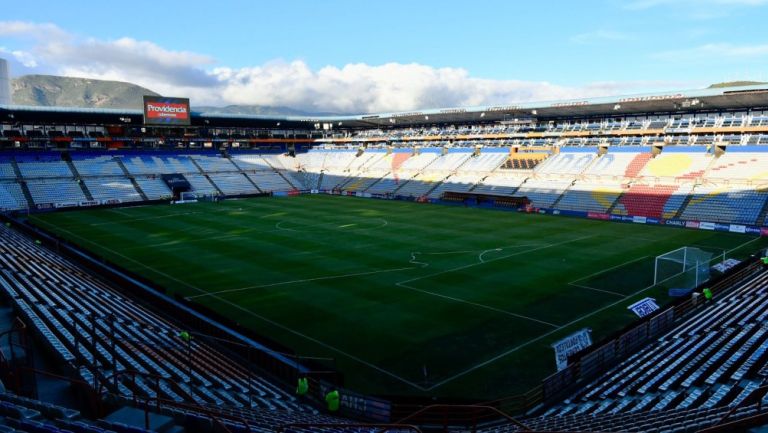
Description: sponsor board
xmin=54 ymin=202 xmax=78 ymax=209
xmin=317 ymin=383 xmax=391 ymax=422
xmin=610 ymin=214 xmax=624 ymax=222
xmin=310 ymin=189 xmax=319 ymax=194
xmin=699 ymin=222 xmax=716 ymax=231
xmin=686 ymin=221 xmax=700 ymax=229
xmin=729 ymin=224 xmax=747 ymax=234
xmin=632 ymin=216 xmax=647 ymax=224
xmin=712 ymin=258 xmax=741 ymax=273
xmin=101 ymin=199 xmax=122 ymax=205
xmin=79 ymin=200 xmax=100 ymax=207
xmin=35 ymin=203 xmax=55 ymax=210
xmin=761 ymin=227 xmax=768 ymax=237
xmin=627 ymin=297 xmax=660 ymax=318
xmin=664 ymin=219 xmax=686 ymax=227
xmin=714 ymin=223 xmax=730 ymax=232
xmin=552 ymin=328 xmax=592 ymax=371
xmin=646 ymin=217 xmax=660 ymax=225
xmin=746 ymin=226 xmax=761 ymax=235
xmin=587 ymin=212 xmax=610 ymax=220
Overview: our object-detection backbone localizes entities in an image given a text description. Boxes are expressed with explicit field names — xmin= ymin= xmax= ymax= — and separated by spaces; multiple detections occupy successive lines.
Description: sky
xmin=1 ymin=0 xmax=767 ymax=113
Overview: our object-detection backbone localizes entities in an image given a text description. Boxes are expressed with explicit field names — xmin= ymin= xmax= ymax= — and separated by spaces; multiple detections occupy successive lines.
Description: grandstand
xmin=3 ymin=84 xmax=768 ymax=432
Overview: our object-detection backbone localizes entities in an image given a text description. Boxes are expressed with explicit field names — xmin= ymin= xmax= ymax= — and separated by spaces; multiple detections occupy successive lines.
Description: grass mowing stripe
xmin=31 ymin=195 xmax=768 ymax=398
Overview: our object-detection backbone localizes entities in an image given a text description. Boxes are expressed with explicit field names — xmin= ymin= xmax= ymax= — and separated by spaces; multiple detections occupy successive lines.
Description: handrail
xmin=395 ymin=404 xmax=531 ymax=431
xmin=697 ymin=385 xmax=768 ymax=432
xmin=277 ymin=423 xmax=423 ymax=433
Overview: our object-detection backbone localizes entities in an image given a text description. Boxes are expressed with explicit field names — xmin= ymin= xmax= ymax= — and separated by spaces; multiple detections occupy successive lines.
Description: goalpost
xmin=176 ymin=192 xmax=219 ymax=204
xmin=654 ymin=246 xmax=723 ymax=289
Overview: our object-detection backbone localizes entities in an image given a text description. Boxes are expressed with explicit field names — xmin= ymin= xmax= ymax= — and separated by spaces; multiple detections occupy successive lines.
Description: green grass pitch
xmin=29 ymin=195 xmax=768 ymax=399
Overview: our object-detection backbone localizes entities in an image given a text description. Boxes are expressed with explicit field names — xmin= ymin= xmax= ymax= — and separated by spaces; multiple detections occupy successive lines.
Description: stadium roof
xmin=2 ymin=83 xmax=768 ymax=129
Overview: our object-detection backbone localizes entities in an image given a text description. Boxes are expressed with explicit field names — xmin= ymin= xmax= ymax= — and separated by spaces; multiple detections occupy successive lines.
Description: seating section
xmin=0 ymin=162 xmax=17 ymax=180
xmin=536 ymin=153 xmax=595 ymax=175
xmin=471 ymin=175 xmax=527 ymax=196
xmin=17 ymin=161 xmax=73 ymax=178
xmin=556 ymin=182 xmax=623 ymax=213
xmin=120 ymin=155 xmax=198 ymax=175
xmin=707 ymin=153 xmax=768 ymax=181
xmin=493 ymin=269 xmax=768 ymax=433
xmin=72 ymin=156 xmax=124 ymax=177
xmin=4 ymin=149 xmax=768 ymax=228
xmin=0 ymin=183 xmax=27 ymax=211
xmin=613 ymin=183 xmax=686 ymax=219
xmin=681 ymin=185 xmax=768 ymax=224
xmin=638 ymin=153 xmax=711 ymax=180
xmin=83 ymin=177 xmax=142 ymax=202
xmin=247 ymin=172 xmax=295 ymax=192
xmin=27 ymin=180 xmax=86 ymax=205
xmin=191 ymin=155 xmax=238 ymax=173
xmin=0 ymin=225 xmax=347 ymax=431
xmin=134 ymin=177 xmax=172 ymax=200
xmin=209 ymin=174 xmax=260 ymax=195
xmin=514 ymin=179 xmax=573 ymax=208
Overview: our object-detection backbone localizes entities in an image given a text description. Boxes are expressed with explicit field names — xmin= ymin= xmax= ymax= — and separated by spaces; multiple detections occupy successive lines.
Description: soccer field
xmin=29 ymin=195 xmax=768 ymax=399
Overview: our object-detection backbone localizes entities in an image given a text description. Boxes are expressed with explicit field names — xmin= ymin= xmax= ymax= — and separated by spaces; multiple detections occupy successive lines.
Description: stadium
xmin=3 ymin=4 xmax=768 ymax=431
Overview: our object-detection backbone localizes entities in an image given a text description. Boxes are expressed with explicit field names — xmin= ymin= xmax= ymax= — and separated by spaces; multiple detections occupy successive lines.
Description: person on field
xmin=296 ymin=377 xmax=309 ymax=396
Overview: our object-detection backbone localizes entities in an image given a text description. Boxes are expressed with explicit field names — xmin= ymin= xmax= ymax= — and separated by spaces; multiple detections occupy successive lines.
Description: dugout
xmin=441 ymin=191 xmax=531 ymax=208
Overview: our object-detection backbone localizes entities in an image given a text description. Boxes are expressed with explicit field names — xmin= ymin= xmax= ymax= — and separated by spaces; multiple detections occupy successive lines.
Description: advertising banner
xmin=143 ymin=96 xmax=191 ymax=126
xmin=552 ymin=328 xmax=592 ymax=371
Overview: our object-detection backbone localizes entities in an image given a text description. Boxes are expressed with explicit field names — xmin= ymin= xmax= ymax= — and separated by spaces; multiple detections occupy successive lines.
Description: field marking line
xmin=188 ymin=266 xmax=419 ymax=299
xmin=478 ymin=248 xmax=502 ymax=263
xmin=397 ymin=281 xmax=560 ymax=328
xmin=92 ymin=206 xmax=238 ymax=226
xmin=275 ymin=217 xmax=388 ymax=233
xmin=393 ymin=236 xmax=597 ymax=329
xmin=569 ymin=255 xmax=650 ymax=286
xmin=425 ymin=249 xmax=710 ymax=391
xmin=568 ymin=283 xmax=626 ymax=297
xmin=37 ymin=221 xmax=429 ymax=391
xmin=725 ymin=236 xmax=763 ymax=254
xmin=397 ymin=235 xmax=595 ymax=286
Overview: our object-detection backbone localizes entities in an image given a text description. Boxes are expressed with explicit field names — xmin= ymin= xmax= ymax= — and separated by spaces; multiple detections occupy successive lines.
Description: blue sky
xmin=1 ymin=0 xmax=767 ymax=112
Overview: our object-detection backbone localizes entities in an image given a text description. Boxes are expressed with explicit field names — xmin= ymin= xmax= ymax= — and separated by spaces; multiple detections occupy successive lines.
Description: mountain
xmin=11 ymin=75 xmax=160 ymax=109
xmin=708 ymin=81 xmax=768 ymax=89
xmin=10 ymin=74 xmax=342 ymax=115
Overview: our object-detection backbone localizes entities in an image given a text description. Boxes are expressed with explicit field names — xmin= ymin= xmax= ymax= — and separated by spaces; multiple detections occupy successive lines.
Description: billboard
xmin=143 ymin=96 xmax=191 ymax=125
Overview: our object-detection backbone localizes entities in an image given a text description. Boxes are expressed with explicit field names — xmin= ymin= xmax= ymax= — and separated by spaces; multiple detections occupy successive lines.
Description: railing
xmin=395 ymin=404 xmax=531 ymax=432
xmin=697 ymin=385 xmax=768 ymax=433
xmin=278 ymin=423 xmax=423 ymax=433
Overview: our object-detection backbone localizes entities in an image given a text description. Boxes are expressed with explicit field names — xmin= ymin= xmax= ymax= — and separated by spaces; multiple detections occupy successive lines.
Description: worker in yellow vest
xmin=296 ymin=377 xmax=309 ymax=396
xmin=325 ymin=389 xmax=340 ymax=412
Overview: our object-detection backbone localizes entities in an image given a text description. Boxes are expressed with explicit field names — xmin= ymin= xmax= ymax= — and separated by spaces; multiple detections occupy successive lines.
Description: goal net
xmin=177 ymin=192 xmax=218 ymax=203
xmin=654 ymin=246 xmax=719 ymax=289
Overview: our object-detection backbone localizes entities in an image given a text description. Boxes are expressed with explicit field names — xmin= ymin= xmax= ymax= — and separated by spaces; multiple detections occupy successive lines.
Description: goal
xmin=177 ymin=192 xmax=219 ymax=203
xmin=654 ymin=246 xmax=721 ymax=289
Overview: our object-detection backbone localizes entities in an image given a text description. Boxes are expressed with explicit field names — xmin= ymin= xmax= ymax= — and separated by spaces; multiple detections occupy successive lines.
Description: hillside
xmin=708 ymin=81 xmax=768 ymax=89
xmin=11 ymin=75 xmax=160 ymax=109
xmin=10 ymin=74 xmax=338 ymax=115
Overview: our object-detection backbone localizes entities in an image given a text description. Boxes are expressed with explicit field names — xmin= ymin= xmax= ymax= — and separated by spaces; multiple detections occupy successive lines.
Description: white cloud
xmin=0 ymin=47 xmax=37 ymax=68
xmin=626 ymin=0 xmax=768 ymax=9
xmin=0 ymin=20 xmax=697 ymax=113
xmin=653 ymin=43 xmax=768 ymax=62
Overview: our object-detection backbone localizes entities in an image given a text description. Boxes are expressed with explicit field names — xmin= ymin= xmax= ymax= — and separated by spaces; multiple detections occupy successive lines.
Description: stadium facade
xmin=1 ymin=83 xmax=768 ymax=432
